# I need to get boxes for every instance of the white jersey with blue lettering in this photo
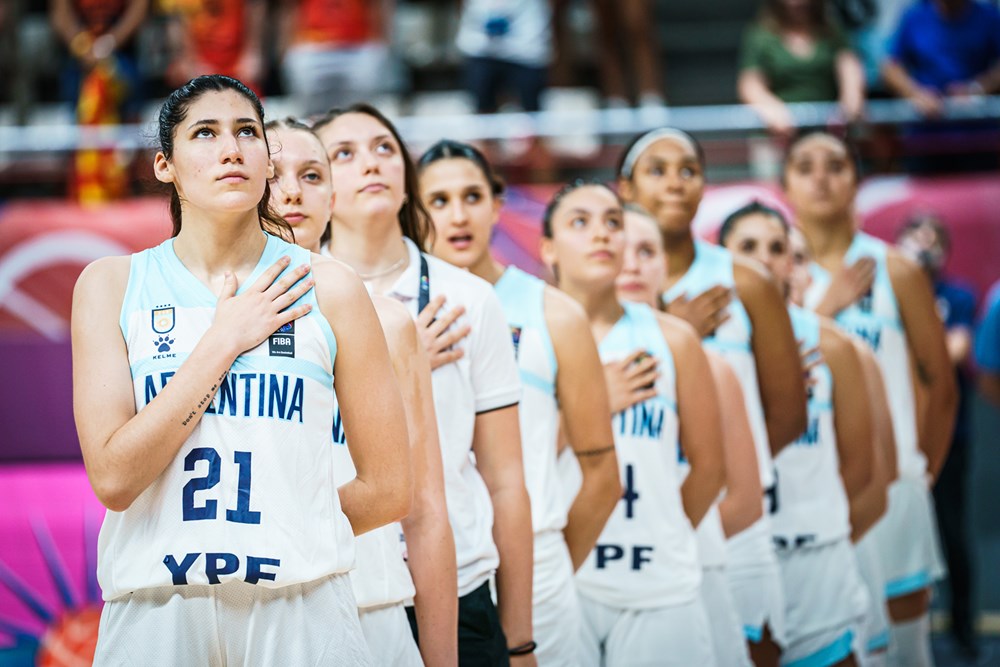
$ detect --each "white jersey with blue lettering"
[330,399,416,610]
[493,266,565,535]
[575,302,700,609]
[662,240,776,570]
[804,232,924,481]
[773,306,851,550]
[101,234,356,600]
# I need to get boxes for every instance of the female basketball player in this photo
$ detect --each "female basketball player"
[72,75,411,664]
[266,118,458,666]
[416,140,622,666]
[542,180,724,666]
[618,127,805,665]
[616,204,757,667]
[789,224,896,667]
[719,201,877,667]
[313,106,535,666]
[783,131,955,667]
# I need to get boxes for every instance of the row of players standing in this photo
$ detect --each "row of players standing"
[73,74,956,667]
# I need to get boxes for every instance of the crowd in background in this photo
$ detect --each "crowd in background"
[0,0,998,129]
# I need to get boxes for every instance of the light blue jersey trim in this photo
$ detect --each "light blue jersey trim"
[782,630,854,667]
[745,625,764,643]
[866,630,890,653]
[130,354,333,389]
[230,355,334,388]
[494,266,558,384]
[885,569,931,599]
[520,369,555,396]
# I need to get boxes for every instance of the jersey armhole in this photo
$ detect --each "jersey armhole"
[118,254,141,343]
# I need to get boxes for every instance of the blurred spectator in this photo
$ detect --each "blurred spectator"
[881,0,1000,172]
[882,0,1000,118]
[279,0,396,116]
[591,0,665,108]
[897,212,980,661]
[977,280,1000,407]
[737,0,865,137]
[48,0,147,118]
[164,0,265,94]
[456,0,553,113]
[829,0,880,87]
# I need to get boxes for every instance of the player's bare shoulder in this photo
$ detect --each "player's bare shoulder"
[73,255,132,311]
[371,294,420,356]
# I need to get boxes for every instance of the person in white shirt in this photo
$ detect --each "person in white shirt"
[417,139,622,666]
[314,104,536,667]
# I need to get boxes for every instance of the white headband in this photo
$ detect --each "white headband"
[619,128,699,179]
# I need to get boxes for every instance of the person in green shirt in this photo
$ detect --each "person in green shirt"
[738,0,865,137]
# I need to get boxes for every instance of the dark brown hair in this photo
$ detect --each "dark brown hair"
[312,103,433,250]
[156,75,293,241]
[761,0,833,35]
[418,139,507,198]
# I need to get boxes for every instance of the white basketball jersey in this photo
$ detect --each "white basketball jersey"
[662,240,776,570]
[804,233,924,481]
[101,234,356,600]
[771,306,851,550]
[331,398,416,609]
[575,302,701,610]
[493,266,566,536]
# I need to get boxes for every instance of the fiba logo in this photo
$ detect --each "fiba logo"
[509,326,522,359]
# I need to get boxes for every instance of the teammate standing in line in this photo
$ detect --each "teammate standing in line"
[618,128,807,667]
[313,105,536,667]
[416,140,622,666]
[720,202,876,667]
[783,131,956,667]
[266,118,458,666]
[542,181,724,666]
[616,204,758,667]
[788,225,896,667]
[72,75,411,664]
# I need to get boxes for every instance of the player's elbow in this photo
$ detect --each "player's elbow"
[90,475,138,513]
[590,457,623,516]
[385,468,414,525]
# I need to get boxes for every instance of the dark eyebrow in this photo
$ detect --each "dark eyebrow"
[372,134,392,143]
[187,118,260,129]
[606,208,623,216]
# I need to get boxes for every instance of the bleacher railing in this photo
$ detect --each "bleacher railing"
[2,97,1000,154]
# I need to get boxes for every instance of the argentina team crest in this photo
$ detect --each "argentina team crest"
[151,306,175,334]
[510,326,522,359]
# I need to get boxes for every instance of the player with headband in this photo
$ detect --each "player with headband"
[618,127,807,666]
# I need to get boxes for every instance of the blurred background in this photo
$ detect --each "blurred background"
[1,0,1000,664]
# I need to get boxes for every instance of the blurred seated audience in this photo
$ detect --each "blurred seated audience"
[456,0,553,113]
[738,0,865,137]
[278,0,396,116]
[164,0,265,94]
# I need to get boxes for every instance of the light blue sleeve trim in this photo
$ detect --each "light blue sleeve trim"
[130,353,334,388]
[744,625,764,643]
[781,630,854,667]
[884,569,932,599]
[119,252,143,341]
[866,630,890,653]
[520,369,555,397]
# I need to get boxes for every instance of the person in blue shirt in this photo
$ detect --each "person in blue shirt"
[896,212,979,660]
[882,0,1000,171]
[976,281,1000,406]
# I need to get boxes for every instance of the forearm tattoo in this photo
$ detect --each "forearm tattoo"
[182,370,229,427]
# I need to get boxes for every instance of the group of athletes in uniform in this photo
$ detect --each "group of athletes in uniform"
[71,74,957,667]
